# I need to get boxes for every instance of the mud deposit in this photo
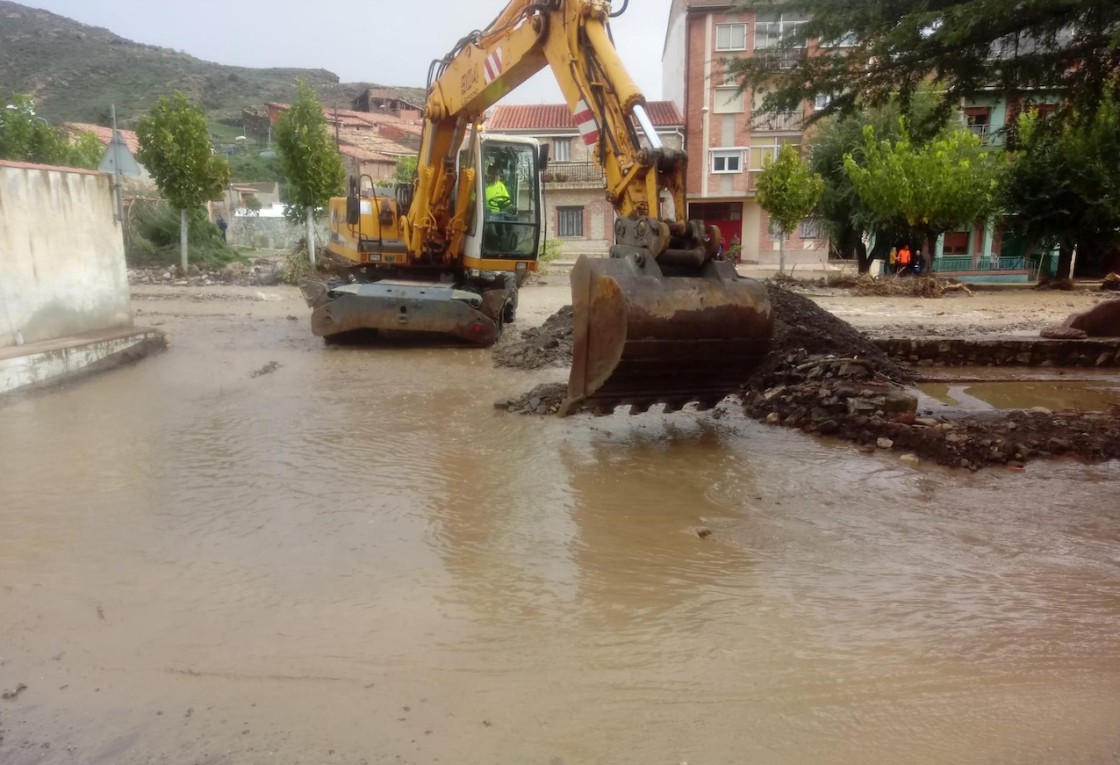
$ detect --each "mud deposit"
[499,284,1120,469]
[493,306,574,369]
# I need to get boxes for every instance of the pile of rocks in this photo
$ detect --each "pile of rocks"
[740,347,1120,470]
[128,260,283,287]
[742,351,918,435]
[493,306,574,370]
[495,382,569,415]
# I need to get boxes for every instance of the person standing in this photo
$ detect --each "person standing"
[217,216,228,243]
[898,244,912,275]
[888,246,897,275]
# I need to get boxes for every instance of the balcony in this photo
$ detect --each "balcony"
[968,122,991,145]
[753,111,803,133]
[542,162,604,186]
[755,47,808,72]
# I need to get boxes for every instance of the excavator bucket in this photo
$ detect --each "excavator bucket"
[562,256,772,415]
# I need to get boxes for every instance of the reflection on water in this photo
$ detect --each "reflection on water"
[1,312,1119,765]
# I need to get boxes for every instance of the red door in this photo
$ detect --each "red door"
[689,202,742,258]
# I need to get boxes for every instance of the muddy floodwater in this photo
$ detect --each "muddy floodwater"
[2,285,1120,765]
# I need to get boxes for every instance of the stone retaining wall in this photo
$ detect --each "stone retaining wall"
[874,336,1120,368]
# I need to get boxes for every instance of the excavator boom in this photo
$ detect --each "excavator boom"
[315,0,772,411]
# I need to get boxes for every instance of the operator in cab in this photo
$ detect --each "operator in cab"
[485,165,510,215]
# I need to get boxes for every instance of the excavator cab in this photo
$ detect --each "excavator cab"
[460,135,544,280]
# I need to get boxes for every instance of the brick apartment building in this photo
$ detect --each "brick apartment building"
[487,102,684,258]
[663,0,830,266]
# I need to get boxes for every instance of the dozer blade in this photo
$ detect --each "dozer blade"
[306,281,499,345]
[562,256,772,415]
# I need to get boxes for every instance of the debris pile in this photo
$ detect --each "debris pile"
[782,272,972,297]
[493,306,574,370]
[748,283,914,390]
[495,382,568,415]
[494,282,1120,469]
[128,261,284,287]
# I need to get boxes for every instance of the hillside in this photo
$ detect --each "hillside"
[0,1,426,128]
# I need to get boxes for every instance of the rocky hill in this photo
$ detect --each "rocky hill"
[0,1,425,128]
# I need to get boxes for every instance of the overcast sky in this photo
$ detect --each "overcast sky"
[16,0,676,104]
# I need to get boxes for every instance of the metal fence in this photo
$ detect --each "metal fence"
[933,255,1029,273]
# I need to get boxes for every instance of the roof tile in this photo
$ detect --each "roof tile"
[488,101,683,131]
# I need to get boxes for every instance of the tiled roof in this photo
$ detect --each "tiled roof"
[488,101,683,131]
[62,122,141,155]
[267,103,423,134]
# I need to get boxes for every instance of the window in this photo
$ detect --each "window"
[943,231,970,256]
[552,137,571,162]
[755,11,807,49]
[749,138,799,171]
[814,93,833,110]
[710,149,743,174]
[713,86,744,114]
[557,206,584,238]
[716,23,747,51]
[964,107,991,143]
[799,219,822,239]
[827,31,859,48]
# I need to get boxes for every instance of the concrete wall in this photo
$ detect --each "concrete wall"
[0,160,132,348]
[229,213,328,250]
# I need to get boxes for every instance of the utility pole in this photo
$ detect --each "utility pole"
[110,104,126,227]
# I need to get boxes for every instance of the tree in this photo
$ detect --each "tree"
[1002,100,1120,281]
[0,94,103,169]
[136,93,231,271]
[755,144,824,273]
[729,0,1120,132]
[394,155,418,184]
[275,81,345,266]
[843,122,1001,270]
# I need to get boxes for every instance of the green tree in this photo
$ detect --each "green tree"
[1003,100,1120,280]
[136,92,231,271]
[67,131,105,169]
[843,122,1001,270]
[755,144,824,273]
[729,0,1120,131]
[275,81,345,266]
[394,155,418,184]
[808,93,941,273]
[0,94,103,169]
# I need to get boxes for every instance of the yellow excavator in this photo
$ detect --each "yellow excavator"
[306,0,773,414]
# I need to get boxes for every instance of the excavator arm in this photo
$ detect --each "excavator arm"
[411,0,773,413]
[410,0,689,262]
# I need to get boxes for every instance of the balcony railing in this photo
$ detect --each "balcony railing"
[968,122,991,145]
[756,47,808,72]
[753,111,803,133]
[542,162,604,185]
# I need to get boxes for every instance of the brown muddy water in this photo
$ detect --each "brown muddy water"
[2,300,1120,765]
[920,368,1120,413]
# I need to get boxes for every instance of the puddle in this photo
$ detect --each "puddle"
[921,379,1120,412]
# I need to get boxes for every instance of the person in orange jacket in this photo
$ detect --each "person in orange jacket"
[897,244,912,275]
